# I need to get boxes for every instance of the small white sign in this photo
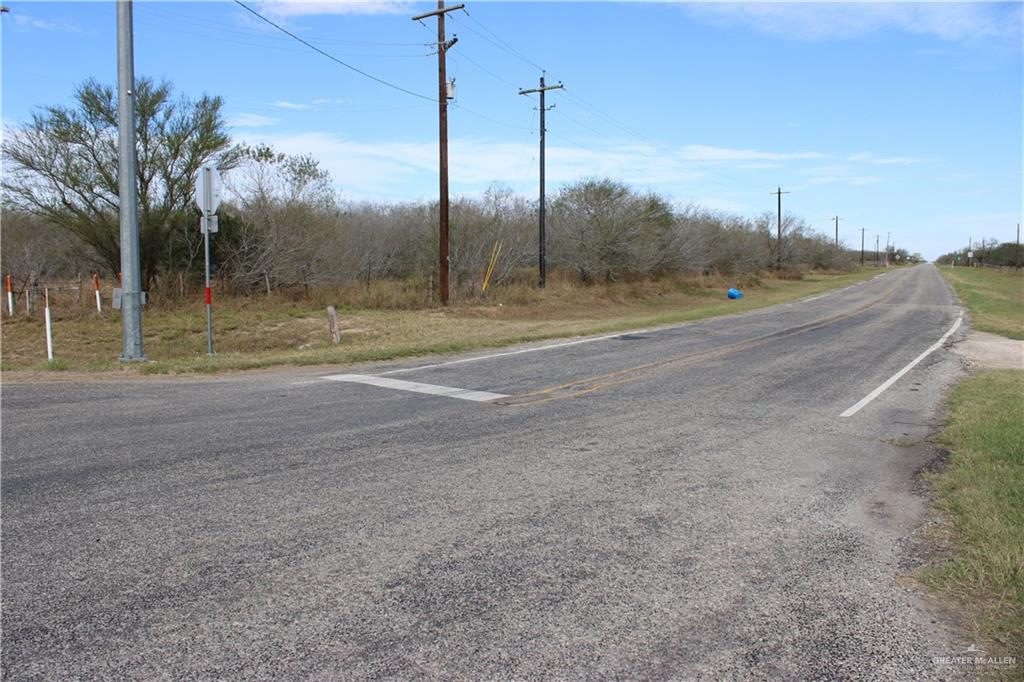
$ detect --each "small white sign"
[968,251,974,258]
[194,164,222,215]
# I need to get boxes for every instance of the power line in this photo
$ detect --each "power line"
[450,9,544,73]
[431,4,759,195]
[233,1,435,102]
[145,4,427,47]
[548,106,613,140]
[452,50,520,88]
[451,102,532,131]
[561,88,753,190]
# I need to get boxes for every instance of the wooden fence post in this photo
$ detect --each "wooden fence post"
[326,305,341,344]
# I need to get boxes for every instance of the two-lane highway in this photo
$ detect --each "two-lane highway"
[2,264,968,679]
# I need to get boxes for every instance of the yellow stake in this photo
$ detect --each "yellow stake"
[482,241,502,292]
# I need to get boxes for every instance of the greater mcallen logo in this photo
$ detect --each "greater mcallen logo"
[934,644,1018,668]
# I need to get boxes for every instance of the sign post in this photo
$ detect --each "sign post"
[195,164,221,355]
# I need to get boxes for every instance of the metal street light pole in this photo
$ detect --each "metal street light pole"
[117,0,146,361]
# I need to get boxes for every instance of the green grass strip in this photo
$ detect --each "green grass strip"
[941,267,1024,340]
[923,370,1024,662]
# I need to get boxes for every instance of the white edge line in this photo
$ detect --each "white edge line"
[840,314,963,418]
[323,374,508,403]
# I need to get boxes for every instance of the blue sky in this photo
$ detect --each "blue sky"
[2,1,1021,259]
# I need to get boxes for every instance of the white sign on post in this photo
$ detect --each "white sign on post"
[195,164,222,233]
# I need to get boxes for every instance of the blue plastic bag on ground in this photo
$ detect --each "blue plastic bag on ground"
[727,288,743,299]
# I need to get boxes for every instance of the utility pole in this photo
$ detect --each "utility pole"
[117,0,146,361]
[860,228,866,267]
[885,232,891,267]
[519,74,563,289]
[771,187,789,269]
[834,216,840,246]
[412,1,463,305]
[875,234,880,264]
[968,237,972,267]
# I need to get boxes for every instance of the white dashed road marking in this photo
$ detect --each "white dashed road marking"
[323,374,508,402]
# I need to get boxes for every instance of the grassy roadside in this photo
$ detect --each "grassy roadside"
[940,266,1024,339]
[922,370,1024,665]
[0,268,881,375]
[925,265,1023,671]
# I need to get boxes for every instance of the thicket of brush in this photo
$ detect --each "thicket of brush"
[3,173,855,307]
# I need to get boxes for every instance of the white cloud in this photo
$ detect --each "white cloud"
[799,164,883,187]
[254,1,414,19]
[272,100,311,110]
[679,144,825,162]
[311,97,354,105]
[232,130,718,198]
[10,13,83,34]
[228,113,280,128]
[848,152,927,165]
[735,162,783,170]
[684,2,1022,46]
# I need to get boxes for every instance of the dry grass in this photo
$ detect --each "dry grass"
[1,268,879,376]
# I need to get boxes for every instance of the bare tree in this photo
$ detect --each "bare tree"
[549,178,674,282]
[0,208,94,278]
[220,144,339,292]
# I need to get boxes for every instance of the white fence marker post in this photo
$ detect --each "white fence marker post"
[93,273,102,314]
[44,287,54,361]
[6,274,13,317]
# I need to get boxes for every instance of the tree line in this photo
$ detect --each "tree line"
[2,79,856,297]
[935,240,1023,268]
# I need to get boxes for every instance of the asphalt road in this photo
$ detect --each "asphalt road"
[2,264,970,680]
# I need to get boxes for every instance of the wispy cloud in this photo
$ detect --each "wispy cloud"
[272,100,311,110]
[684,2,1022,46]
[228,113,280,128]
[311,97,354,106]
[253,1,414,19]
[848,152,927,165]
[233,131,721,198]
[10,13,83,34]
[799,164,883,187]
[679,145,825,162]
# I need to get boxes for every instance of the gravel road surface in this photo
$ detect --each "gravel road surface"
[2,264,971,679]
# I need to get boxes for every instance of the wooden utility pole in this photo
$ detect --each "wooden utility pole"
[412,2,463,305]
[519,74,563,289]
[834,216,840,246]
[860,228,866,267]
[771,187,789,269]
